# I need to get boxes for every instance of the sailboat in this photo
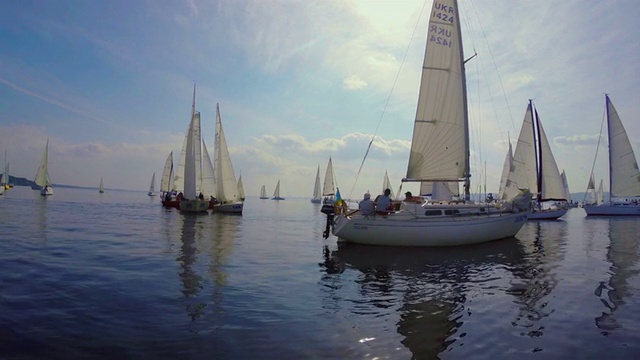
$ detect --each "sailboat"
[382,171,395,199]
[2,150,9,190]
[160,151,180,208]
[99,178,105,193]
[324,0,532,247]
[147,172,156,196]
[237,175,245,202]
[211,104,243,214]
[322,157,335,204]
[271,180,285,200]
[500,100,568,220]
[259,185,269,199]
[34,138,53,196]
[179,86,209,213]
[311,165,322,203]
[584,95,640,215]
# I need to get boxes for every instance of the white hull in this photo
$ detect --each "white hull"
[179,199,209,213]
[41,187,53,196]
[529,208,568,220]
[213,201,243,214]
[584,203,640,216]
[332,206,529,247]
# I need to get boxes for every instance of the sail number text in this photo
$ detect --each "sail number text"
[430,3,455,48]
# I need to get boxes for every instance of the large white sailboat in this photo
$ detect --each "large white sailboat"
[584,95,640,215]
[179,86,209,213]
[34,138,53,196]
[212,104,243,214]
[325,0,532,247]
[500,100,568,220]
[311,165,322,203]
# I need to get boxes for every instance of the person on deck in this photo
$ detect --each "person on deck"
[375,188,393,214]
[358,193,374,215]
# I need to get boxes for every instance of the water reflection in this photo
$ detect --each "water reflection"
[508,221,567,336]
[175,213,239,322]
[321,239,525,359]
[594,218,640,334]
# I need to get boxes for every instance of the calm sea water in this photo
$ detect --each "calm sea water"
[1,186,639,359]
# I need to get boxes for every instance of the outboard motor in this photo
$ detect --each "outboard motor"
[320,204,335,239]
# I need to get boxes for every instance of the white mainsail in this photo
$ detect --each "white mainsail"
[503,101,566,203]
[312,166,322,200]
[213,104,241,204]
[260,185,268,199]
[498,141,514,200]
[272,180,282,199]
[237,175,245,201]
[596,179,605,205]
[607,95,640,199]
[560,170,571,201]
[322,157,335,197]
[201,138,216,198]
[183,111,201,199]
[148,172,155,196]
[34,138,52,190]
[585,95,640,215]
[405,0,468,194]
[160,151,174,193]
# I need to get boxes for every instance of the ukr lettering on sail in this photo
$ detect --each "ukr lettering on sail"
[429,25,452,48]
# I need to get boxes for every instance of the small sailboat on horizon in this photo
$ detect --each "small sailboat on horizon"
[34,138,53,196]
[271,180,285,200]
[259,185,269,199]
[148,172,156,196]
[311,165,322,203]
[99,178,105,193]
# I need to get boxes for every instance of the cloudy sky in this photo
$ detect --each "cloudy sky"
[1,0,638,200]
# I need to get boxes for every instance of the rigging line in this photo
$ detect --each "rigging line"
[583,98,607,202]
[347,0,430,199]
[467,1,517,139]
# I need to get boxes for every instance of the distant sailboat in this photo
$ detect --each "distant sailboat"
[148,172,156,196]
[237,175,245,202]
[259,185,268,199]
[212,104,243,214]
[382,170,395,199]
[271,180,285,200]
[160,151,174,194]
[99,178,105,193]
[322,157,335,204]
[34,138,53,196]
[311,165,322,203]
[2,150,9,190]
[584,95,640,215]
[500,100,568,220]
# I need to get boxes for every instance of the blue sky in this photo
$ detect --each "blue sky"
[1,0,638,199]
